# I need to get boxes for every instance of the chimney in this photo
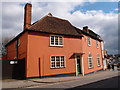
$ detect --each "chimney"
[24,3,32,30]
[83,26,89,33]
[47,13,53,17]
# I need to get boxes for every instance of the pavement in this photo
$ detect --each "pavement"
[2,67,119,89]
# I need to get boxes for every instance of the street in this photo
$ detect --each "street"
[2,70,119,89]
[34,75,119,89]
[67,76,119,89]
[25,70,119,89]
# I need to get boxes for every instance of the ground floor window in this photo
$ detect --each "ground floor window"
[88,53,93,68]
[50,56,65,68]
[97,54,101,67]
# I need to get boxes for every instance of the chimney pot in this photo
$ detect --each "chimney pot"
[24,3,32,30]
[47,13,53,17]
[83,26,89,33]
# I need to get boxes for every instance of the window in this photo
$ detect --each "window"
[56,56,60,67]
[88,53,93,68]
[50,35,63,46]
[51,56,55,68]
[51,56,65,68]
[96,40,98,48]
[16,39,20,47]
[97,54,101,66]
[88,37,91,46]
[50,36,54,45]
[59,37,63,45]
[55,36,59,45]
[18,40,20,46]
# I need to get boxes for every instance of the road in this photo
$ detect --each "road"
[27,71,119,89]
[67,76,119,89]
[2,70,119,89]
[38,76,119,89]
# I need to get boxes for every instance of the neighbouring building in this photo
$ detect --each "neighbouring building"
[2,3,104,79]
[103,49,108,70]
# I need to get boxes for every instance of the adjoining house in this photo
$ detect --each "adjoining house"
[102,49,108,70]
[2,3,105,79]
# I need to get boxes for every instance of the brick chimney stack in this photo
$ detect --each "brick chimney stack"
[24,3,32,30]
[83,26,89,33]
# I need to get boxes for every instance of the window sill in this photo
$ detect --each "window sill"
[97,65,101,67]
[50,67,65,69]
[88,44,91,47]
[88,67,94,69]
[50,45,63,47]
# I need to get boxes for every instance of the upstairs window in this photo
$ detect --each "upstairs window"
[51,56,65,68]
[16,39,20,47]
[97,54,101,66]
[88,53,93,68]
[18,40,20,46]
[96,40,99,48]
[50,35,63,46]
[88,37,91,46]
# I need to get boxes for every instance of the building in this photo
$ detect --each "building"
[102,49,108,70]
[3,3,104,79]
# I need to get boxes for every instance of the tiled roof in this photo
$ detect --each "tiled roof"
[5,14,103,47]
[73,26,103,41]
[28,14,82,37]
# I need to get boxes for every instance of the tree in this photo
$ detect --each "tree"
[1,43,7,56]
[1,35,15,56]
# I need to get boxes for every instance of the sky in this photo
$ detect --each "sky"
[0,0,119,54]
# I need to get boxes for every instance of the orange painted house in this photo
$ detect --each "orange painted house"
[3,3,104,79]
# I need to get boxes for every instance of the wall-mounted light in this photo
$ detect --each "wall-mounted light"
[10,61,18,64]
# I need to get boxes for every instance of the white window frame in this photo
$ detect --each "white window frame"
[18,39,20,46]
[88,37,91,46]
[50,35,63,46]
[50,56,66,68]
[97,54,101,67]
[88,53,93,69]
[16,39,20,47]
[96,40,99,48]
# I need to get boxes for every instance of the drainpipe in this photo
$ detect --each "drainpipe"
[82,56,85,76]
[38,57,41,78]
[16,39,19,59]
[75,55,78,76]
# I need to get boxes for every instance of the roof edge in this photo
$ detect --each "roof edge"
[5,29,83,47]
[5,30,26,47]
[27,29,83,37]
[80,30,103,41]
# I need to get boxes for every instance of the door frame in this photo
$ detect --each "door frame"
[75,55,84,76]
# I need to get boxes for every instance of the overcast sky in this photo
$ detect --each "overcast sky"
[1,0,119,54]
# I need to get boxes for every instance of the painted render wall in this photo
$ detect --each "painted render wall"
[5,31,104,78]
[6,32,28,60]
[18,32,28,60]
[82,35,103,74]
[26,32,83,78]
[6,41,16,60]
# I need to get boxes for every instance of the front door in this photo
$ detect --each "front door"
[77,56,81,74]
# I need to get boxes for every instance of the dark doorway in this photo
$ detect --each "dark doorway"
[12,59,26,79]
[2,59,26,80]
[77,56,82,74]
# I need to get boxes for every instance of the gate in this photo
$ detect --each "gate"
[2,59,26,79]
